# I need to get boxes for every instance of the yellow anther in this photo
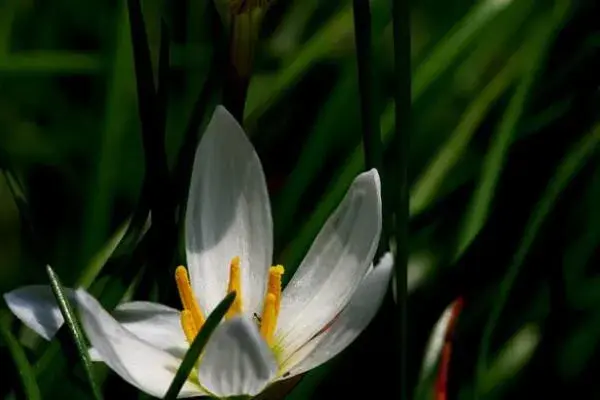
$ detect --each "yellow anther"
[260,293,277,346]
[259,266,284,346]
[267,265,284,318]
[175,266,205,330]
[180,310,198,343]
[226,256,243,319]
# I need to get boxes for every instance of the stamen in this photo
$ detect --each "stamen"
[260,265,285,345]
[260,293,277,346]
[226,256,243,319]
[180,310,197,343]
[175,266,205,330]
[267,265,284,318]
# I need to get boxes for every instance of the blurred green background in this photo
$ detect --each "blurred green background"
[1,0,600,399]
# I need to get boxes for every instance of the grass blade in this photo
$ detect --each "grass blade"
[456,15,556,257]
[352,0,389,257]
[409,50,522,216]
[157,20,170,140]
[163,291,237,399]
[0,312,42,400]
[475,3,573,395]
[392,0,410,398]
[127,0,171,227]
[475,121,600,396]
[46,266,103,400]
[352,0,382,173]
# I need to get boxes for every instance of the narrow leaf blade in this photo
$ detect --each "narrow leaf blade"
[46,266,103,400]
[0,313,42,400]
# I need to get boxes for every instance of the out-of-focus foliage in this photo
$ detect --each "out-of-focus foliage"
[1,0,599,399]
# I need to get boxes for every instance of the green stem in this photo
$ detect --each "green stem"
[392,0,410,399]
[352,0,388,256]
[46,266,103,400]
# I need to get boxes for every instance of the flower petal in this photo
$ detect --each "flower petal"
[186,105,273,316]
[3,285,74,340]
[198,316,277,397]
[110,301,189,359]
[75,290,204,398]
[276,169,382,354]
[280,252,393,377]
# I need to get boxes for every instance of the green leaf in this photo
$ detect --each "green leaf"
[163,291,237,400]
[352,0,388,257]
[77,216,134,290]
[392,0,410,399]
[46,266,103,400]
[0,312,42,400]
[412,0,513,99]
[475,3,574,395]
[475,121,600,396]
[409,49,522,217]
[352,0,382,174]
[455,13,556,257]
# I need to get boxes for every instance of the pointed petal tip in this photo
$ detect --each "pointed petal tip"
[3,285,65,341]
[214,104,233,119]
[212,104,242,130]
[355,168,382,200]
[187,101,273,316]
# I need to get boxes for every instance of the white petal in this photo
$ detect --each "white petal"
[74,290,204,398]
[198,316,277,397]
[281,252,393,377]
[276,169,382,354]
[186,105,273,316]
[3,285,74,340]
[110,301,188,359]
[88,302,187,362]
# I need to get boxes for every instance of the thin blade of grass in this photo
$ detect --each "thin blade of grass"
[352,0,388,257]
[0,312,42,400]
[46,266,103,400]
[475,122,600,395]
[392,0,410,399]
[163,291,237,399]
[77,216,134,290]
[272,0,516,255]
[157,20,171,141]
[475,3,573,396]
[127,0,170,222]
[412,0,513,98]
[410,49,523,216]
[455,15,557,257]
[352,0,381,174]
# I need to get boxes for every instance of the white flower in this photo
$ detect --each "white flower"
[4,106,393,399]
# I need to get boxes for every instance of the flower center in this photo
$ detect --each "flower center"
[175,259,285,347]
